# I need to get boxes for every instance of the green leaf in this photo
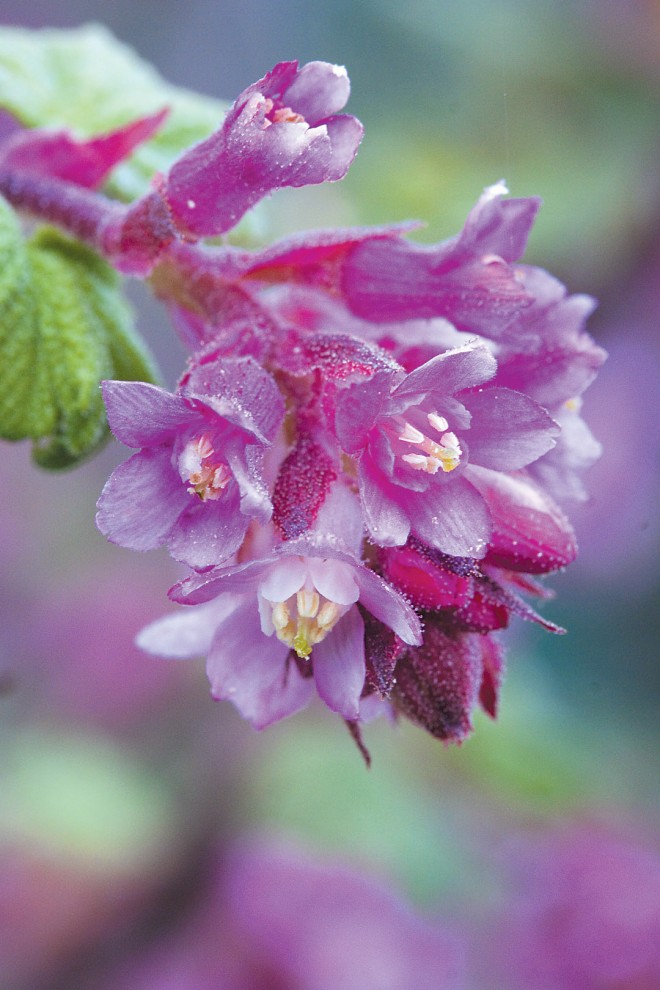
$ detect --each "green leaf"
[0,197,159,469]
[0,23,225,201]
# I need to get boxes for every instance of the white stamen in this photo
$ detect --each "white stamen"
[427,412,449,433]
[399,422,426,445]
[259,559,353,659]
[297,588,320,618]
[272,602,290,631]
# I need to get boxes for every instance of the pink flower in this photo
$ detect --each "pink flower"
[139,501,421,728]
[341,182,539,336]
[96,357,283,569]
[335,343,559,557]
[163,60,363,237]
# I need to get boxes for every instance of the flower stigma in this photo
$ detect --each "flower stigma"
[177,433,232,501]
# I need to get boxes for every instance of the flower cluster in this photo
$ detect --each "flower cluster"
[77,62,604,753]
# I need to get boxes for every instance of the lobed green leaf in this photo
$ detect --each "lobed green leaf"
[0,197,159,469]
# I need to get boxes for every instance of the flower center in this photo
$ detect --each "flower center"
[262,99,306,127]
[270,584,344,659]
[259,558,358,660]
[177,433,232,501]
[396,411,462,474]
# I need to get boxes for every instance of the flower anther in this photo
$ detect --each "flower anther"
[398,411,463,475]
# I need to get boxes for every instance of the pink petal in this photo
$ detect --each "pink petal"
[136,596,239,659]
[206,599,313,728]
[0,109,168,188]
[96,448,188,551]
[358,460,412,547]
[353,567,422,647]
[308,558,360,605]
[312,607,365,719]
[102,380,194,448]
[464,386,559,471]
[335,370,395,453]
[284,61,351,119]
[406,476,492,559]
[468,465,577,573]
[392,344,497,402]
[167,486,248,569]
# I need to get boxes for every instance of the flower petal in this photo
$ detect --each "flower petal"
[136,596,239,658]
[463,386,559,471]
[308,558,360,605]
[96,447,188,551]
[406,476,492,559]
[206,599,313,728]
[392,344,497,402]
[167,485,248,569]
[312,607,365,719]
[358,459,412,547]
[353,568,422,647]
[468,465,577,572]
[102,380,194,448]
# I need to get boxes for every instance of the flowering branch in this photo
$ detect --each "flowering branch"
[0,34,606,759]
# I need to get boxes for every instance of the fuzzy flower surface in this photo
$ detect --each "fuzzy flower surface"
[164,59,363,238]
[139,492,421,729]
[97,357,283,569]
[335,343,559,557]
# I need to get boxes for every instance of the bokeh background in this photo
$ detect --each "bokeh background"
[1,2,658,988]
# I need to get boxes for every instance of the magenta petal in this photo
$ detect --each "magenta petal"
[312,607,365,719]
[343,237,531,334]
[335,370,396,453]
[227,447,273,523]
[353,567,422,647]
[170,556,276,605]
[460,185,541,261]
[102,380,195,448]
[392,345,497,401]
[358,460,412,547]
[182,357,285,443]
[0,109,168,188]
[284,61,351,119]
[96,448,188,551]
[406,476,492,558]
[468,465,577,572]
[322,115,364,180]
[167,486,248,569]
[136,596,239,659]
[464,387,559,470]
[206,599,313,728]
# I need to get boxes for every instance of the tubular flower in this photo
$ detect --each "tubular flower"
[96,357,284,569]
[163,60,363,238]
[335,343,559,557]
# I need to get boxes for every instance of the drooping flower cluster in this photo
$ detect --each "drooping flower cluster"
[0,59,604,754]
